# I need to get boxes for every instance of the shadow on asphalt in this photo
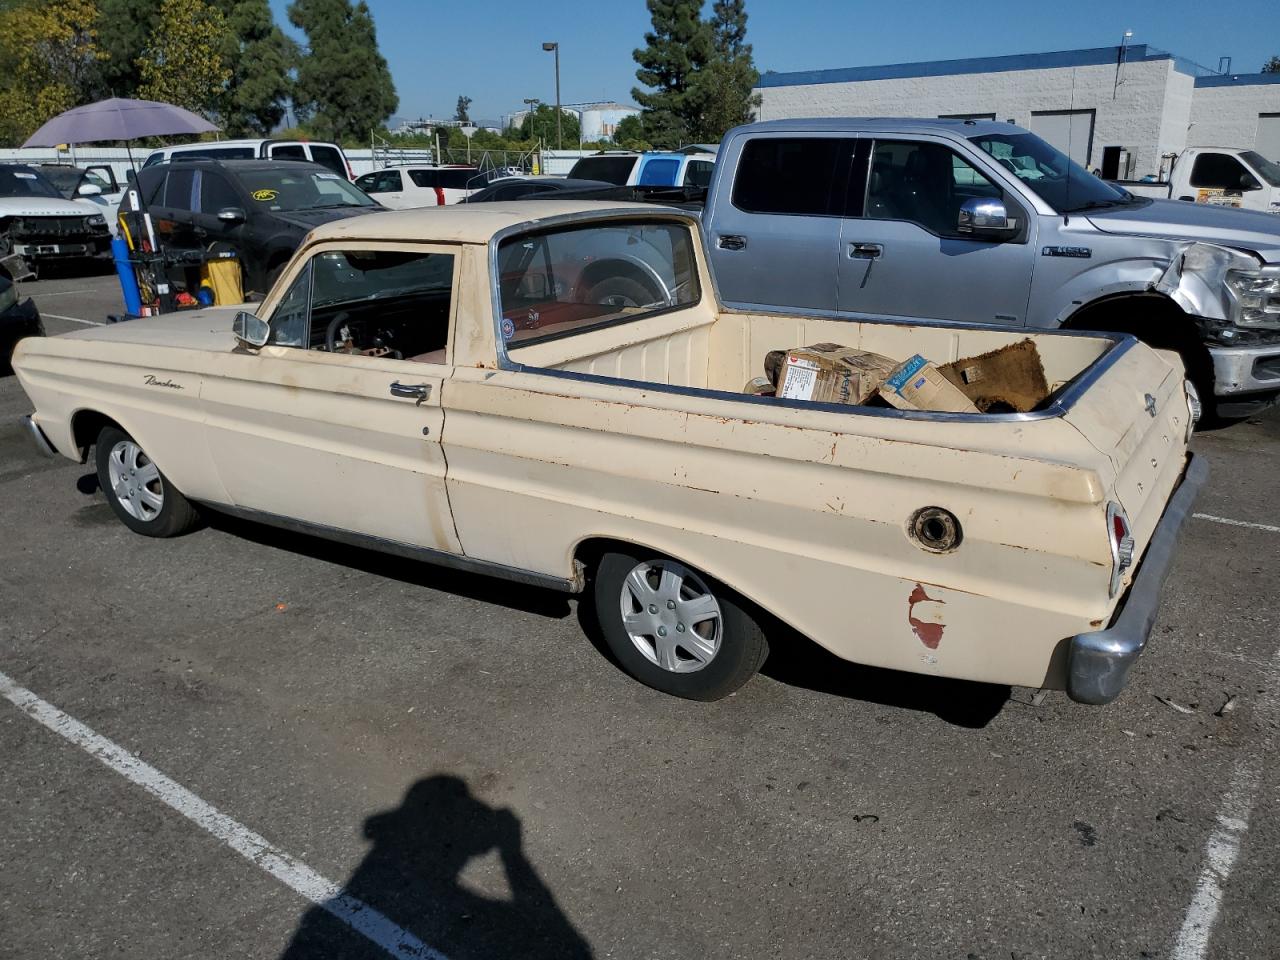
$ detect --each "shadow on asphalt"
[279,774,593,960]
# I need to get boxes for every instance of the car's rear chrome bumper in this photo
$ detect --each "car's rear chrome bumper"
[20,415,57,458]
[1066,454,1208,705]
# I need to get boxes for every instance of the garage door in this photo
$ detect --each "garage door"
[1257,115,1280,164]
[1030,110,1096,168]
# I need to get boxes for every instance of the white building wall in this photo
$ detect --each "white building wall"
[1157,70,1196,163]
[1188,82,1280,152]
[756,59,1179,177]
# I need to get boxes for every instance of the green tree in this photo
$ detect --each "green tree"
[692,0,760,141]
[0,0,105,144]
[455,94,472,123]
[1263,55,1280,73]
[613,112,651,148]
[288,0,397,143]
[632,0,713,147]
[96,0,163,98]
[519,103,580,144]
[213,0,297,136]
[136,0,231,116]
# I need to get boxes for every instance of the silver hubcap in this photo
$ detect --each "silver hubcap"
[619,559,722,673]
[107,440,163,522]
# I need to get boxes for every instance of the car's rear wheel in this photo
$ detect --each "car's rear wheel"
[583,274,661,309]
[95,426,200,537]
[593,549,768,700]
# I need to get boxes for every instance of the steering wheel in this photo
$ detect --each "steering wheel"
[324,312,351,352]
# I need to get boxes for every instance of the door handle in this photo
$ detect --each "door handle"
[389,381,431,404]
[717,234,747,251]
[848,242,883,260]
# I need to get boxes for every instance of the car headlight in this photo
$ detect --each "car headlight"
[85,213,107,227]
[1225,266,1280,328]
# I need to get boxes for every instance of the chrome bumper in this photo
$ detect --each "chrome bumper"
[1066,454,1208,705]
[1210,343,1280,395]
[20,415,57,458]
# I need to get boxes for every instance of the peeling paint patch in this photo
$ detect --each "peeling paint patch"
[908,584,945,649]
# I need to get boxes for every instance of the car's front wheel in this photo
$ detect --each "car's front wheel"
[593,549,769,701]
[95,426,200,537]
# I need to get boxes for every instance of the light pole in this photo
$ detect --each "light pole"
[542,41,561,150]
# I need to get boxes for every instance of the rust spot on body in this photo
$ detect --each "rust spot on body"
[908,584,946,649]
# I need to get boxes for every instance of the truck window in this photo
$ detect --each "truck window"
[1190,152,1252,190]
[1239,151,1280,187]
[272,144,308,161]
[731,138,846,216]
[309,145,347,177]
[567,156,637,185]
[865,140,1001,237]
[970,131,1126,212]
[163,168,197,210]
[684,159,715,188]
[638,157,679,186]
[199,172,239,213]
[498,221,700,349]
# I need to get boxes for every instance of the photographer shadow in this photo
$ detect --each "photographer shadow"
[279,775,592,960]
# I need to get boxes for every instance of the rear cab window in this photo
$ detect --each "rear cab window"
[497,220,701,351]
[567,156,637,185]
[731,138,849,216]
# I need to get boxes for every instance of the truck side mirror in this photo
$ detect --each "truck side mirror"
[1240,172,1262,191]
[958,197,1017,238]
[232,310,270,348]
[217,206,247,223]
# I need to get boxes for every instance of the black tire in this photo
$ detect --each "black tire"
[583,274,660,308]
[593,549,768,701]
[94,426,200,538]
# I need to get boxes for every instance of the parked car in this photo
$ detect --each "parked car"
[1113,147,1280,214]
[122,159,380,294]
[700,118,1280,418]
[0,268,42,371]
[142,138,354,180]
[36,163,125,236]
[463,176,616,202]
[567,151,716,188]
[13,201,1203,706]
[353,165,509,207]
[0,163,111,273]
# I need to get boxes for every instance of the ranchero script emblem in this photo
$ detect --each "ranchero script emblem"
[143,374,184,390]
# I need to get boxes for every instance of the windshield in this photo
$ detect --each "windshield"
[234,167,377,212]
[37,167,80,196]
[1241,151,1280,187]
[969,132,1132,212]
[0,166,62,199]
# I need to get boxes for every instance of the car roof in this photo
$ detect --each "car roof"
[305,200,696,245]
[733,117,1029,139]
[165,158,332,173]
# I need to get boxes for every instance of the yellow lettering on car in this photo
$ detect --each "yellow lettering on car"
[252,189,278,202]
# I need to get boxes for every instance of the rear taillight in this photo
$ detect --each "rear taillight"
[434,187,445,206]
[1184,379,1201,440]
[346,161,355,180]
[1107,502,1136,596]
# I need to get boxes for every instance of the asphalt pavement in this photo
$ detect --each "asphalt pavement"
[1,268,1277,960]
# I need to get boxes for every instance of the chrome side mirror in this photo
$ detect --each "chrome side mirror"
[232,310,270,348]
[958,197,1018,237]
[217,206,247,223]
[77,183,103,197]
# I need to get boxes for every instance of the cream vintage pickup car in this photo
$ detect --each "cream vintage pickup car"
[13,202,1206,704]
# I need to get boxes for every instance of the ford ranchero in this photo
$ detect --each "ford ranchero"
[14,201,1206,704]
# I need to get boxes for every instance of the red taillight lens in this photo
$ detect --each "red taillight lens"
[1107,502,1135,596]
[434,187,445,206]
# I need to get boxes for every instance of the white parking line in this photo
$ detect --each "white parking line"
[1170,645,1280,959]
[0,670,447,960]
[31,290,93,297]
[42,313,103,326]
[1193,513,1280,535]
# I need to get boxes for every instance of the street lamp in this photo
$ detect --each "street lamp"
[542,41,561,150]
[522,98,540,142]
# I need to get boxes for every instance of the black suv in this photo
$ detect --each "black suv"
[126,159,381,294]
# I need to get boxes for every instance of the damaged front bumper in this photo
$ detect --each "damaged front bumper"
[1065,454,1209,705]
[1209,342,1280,396]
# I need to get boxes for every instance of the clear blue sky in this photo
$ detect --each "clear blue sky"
[267,0,1280,124]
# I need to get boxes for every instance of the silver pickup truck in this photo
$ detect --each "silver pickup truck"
[703,118,1280,418]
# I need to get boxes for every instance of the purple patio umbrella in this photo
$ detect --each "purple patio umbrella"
[23,97,218,147]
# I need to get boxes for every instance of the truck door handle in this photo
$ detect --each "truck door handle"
[848,242,883,259]
[389,381,431,404]
[717,234,747,251]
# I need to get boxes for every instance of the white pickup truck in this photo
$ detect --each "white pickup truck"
[13,202,1204,706]
[1115,147,1280,215]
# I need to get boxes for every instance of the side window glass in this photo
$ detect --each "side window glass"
[200,173,239,214]
[638,158,679,186]
[309,249,454,360]
[1190,153,1247,190]
[866,140,1000,237]
[272,144,307,160]
[268,262,312,347]
[684,160,714,188]
[309,146,346,177]
[732,138,846,215]
[355,174,379,193]
[383,170,403,191]
[163,168,196,209]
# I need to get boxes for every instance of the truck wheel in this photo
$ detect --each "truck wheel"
[583,274,660,308]
[593,549,768,701]
[94,426,200,538]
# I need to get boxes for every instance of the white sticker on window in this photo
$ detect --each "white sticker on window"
[316,173,340,180]
[14,172,36,179]
[778,356,819,401]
